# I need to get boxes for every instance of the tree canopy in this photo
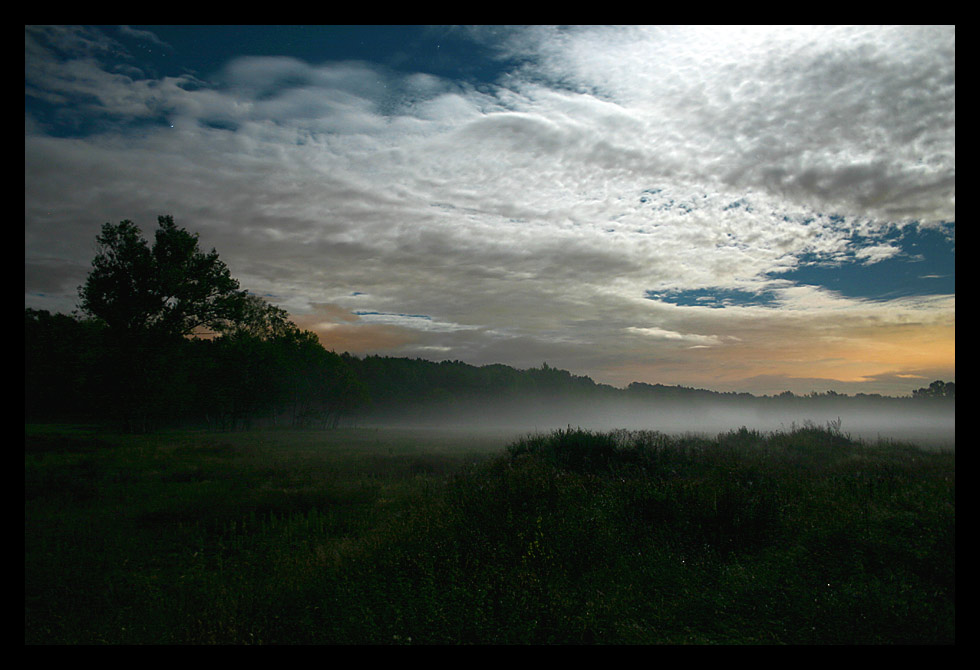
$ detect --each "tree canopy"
[912,380,955,399]
[78,215,247,339]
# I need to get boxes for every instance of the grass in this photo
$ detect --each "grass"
[25,423,954,644]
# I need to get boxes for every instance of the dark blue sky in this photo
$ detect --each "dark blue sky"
[773,224,955,301]
[124,25,508,80]
[28,25,514,139]
[648,222,954,307]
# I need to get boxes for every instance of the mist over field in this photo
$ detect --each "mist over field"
[355,396,956,450]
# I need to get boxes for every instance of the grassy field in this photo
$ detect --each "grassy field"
[25,423,954,644]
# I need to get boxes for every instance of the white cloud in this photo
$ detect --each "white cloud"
[490,25,954,222]
[626,326,724,347]
[854,243,902,264]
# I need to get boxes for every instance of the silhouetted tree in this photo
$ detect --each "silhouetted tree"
[77,215,248,431]
[225,293,300,341]
[912,380,955,399]
[79,216,247,339]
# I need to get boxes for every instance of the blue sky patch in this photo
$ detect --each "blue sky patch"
[645,288,781,309]
[770,223,954,301]
[647,223,954,308]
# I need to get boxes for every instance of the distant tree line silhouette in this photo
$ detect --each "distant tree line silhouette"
[24,304,956,432]
[24,216,955,432]
[911,380,955,399]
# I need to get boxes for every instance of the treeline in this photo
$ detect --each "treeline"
[911,379,955,399]
[24,215,954,432]
[25,307,366,431]
[22,308,620,430]
[26,306,954,432]
[344,356,618,421]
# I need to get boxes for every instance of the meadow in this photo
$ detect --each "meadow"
[25,422,954,644]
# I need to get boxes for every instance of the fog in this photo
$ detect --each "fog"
[355,397,955,451]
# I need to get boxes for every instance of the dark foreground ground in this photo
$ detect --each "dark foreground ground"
[25,423,954,644]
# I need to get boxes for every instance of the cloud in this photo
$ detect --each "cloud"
[26,25,126,60]
[116,25,172,50]
[854,243,902,264]
[25,25,954,394]
[491,25,954,222]
[626,326,724,347]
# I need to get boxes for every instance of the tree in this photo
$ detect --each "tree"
[912,380,955,399]
[273,329,368,428]
[225,293,301,341]
[79,215,247,339]
[193,295,307,429]
[77,215,248,431]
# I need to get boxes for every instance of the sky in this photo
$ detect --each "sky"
[25,25,955,396]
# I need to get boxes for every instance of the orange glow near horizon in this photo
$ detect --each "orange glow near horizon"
[284,300,954,396]
[596,320,954,394]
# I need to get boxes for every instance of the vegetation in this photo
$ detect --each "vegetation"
[78,216,246,340]
[26,424,954,644]
[912,380,955,399]
[27,216,371,432]
[25,301,956,433]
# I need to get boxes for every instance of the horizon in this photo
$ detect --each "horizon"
[26,26,955,397]
[329,352,953,399]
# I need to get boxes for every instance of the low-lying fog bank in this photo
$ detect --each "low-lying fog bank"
[354,397,955,450]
